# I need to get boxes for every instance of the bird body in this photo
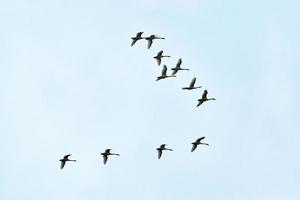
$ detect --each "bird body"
[59,154,76,169]
[145,34,165,49]
[101,149,120,165]
[153,50,170,66]
[131,32,145,46]
[191,137,209,152]
[182,77,201,90]
[171,58,190,75]
[156,144,173,159]
[156,65,176,81]
[197,89,216,107]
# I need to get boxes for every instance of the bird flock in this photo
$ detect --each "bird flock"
[59,32,215,169]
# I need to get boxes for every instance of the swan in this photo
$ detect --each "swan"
[191,137,209,152]
[156,144,173,159]
[59,154,76,169]
[171,58,190,75]
[101,149,120,165]
[197,89,216,107]
[131,32,145,46]
[145,34,165,49]
[156,65,176,81]
[153,50,170,66]
[182,77,201,90]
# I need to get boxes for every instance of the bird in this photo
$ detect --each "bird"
[156,65,176,81]
[197,89,216,107]
[171,58,190,75]
[182,77,201,90]
[156,144,173,159]
[101,149,120,165]
[59,154,76,169]
[191,137,209,152]
[153,50,170,66]
[131,32,145,46]
[145,34,165,49]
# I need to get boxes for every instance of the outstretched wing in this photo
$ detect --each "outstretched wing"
[160,144,166,148]
[175,58,182,69]
[60,160,66,169]
[63,154,71,159]
[105,149,111,154]
[131,39,138,46]
[156,57,162,66]
[190,77,196,87]
[157,50,163,56]
[157,150,162,159]
[103,155,108,165]
[147,39,153,49]
[197,99,204,107]
[202,90,208,99]
[136,32,143,37]
[196,137,205,143]
[161,65,167,76]
[191,144,197,152]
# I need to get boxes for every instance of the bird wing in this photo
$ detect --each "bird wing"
[197,99,204,107]
[147,39,153,49]
[103,155,108,165]
[63,154,71,159]
[137,32,143,37]
[191,144,197,152]
[196,137,205,143]
[176,58,182,69]
[160,144,166,148]
[157,50,163,56]
[156,57,162,65]
[60,160,66,169]
[131,39,137,46]
[190,78,196,87]
[157,149,162,159]
[202,90,208,99]
[161,65,167,76]
[105,149,111,153]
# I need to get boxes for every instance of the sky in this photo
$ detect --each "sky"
[0,0,299,199]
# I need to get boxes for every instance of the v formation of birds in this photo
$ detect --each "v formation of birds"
[59,32,215,169]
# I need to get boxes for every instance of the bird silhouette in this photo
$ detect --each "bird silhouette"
[101,149,120,165]
[171,58,190,75]
[153,50,170,66]
[197,89,216,107]
[156,65,176,81]
[145,35,165,49]
[131,32,145,46]
[59,154,76,169]
[156,144,173,159]
[182,77,201,90]
[191,137,209,152]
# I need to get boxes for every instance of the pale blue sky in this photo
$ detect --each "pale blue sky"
[0,0,299,199]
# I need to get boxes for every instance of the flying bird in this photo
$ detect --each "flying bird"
[197,89,216,107]
[153,50,170,66]
[171,58,190,75]
[156,144,173,159]
[182,77,201,90]
[156,65,176,81]
[101,149,120,165]
[191,137,209,152]
[131,32,145,46]
[145,35,165,49]
[59,154,76,169]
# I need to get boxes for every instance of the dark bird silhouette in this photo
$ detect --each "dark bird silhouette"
[191,137,209,152]
[197,89,216,107]
[101,149,120,165]
[156,144,173,159]
[59,154,76,169]
[171,58,190,75]
[145,35,165,49]
[182,77,201,90]
[131,32,145,46]
[156,65,176,81]
[153,50,170,66]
